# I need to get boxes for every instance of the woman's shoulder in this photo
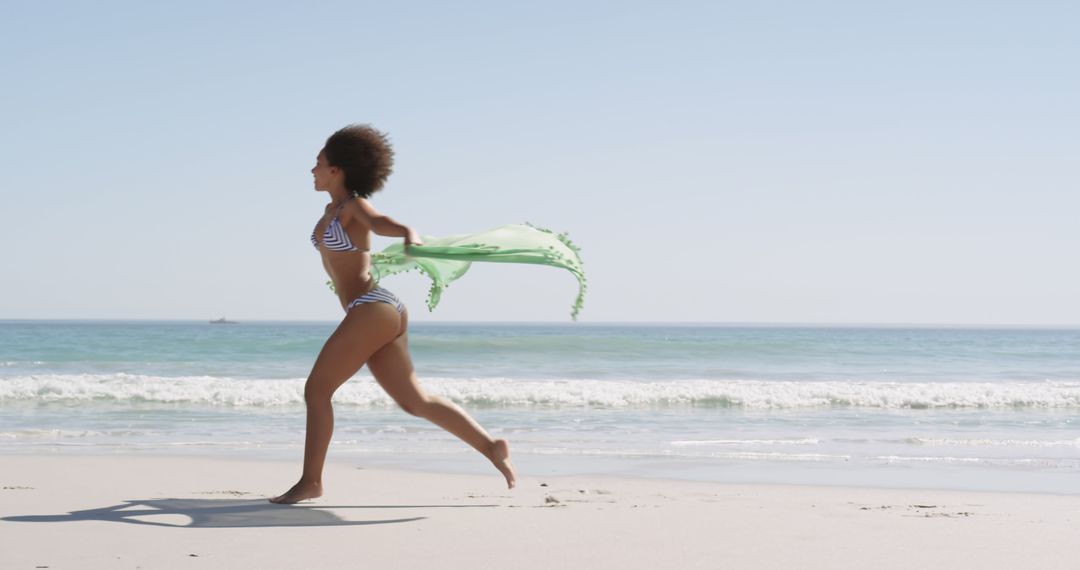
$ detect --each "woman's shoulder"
[341,197,377,228]
[343,197,379,221]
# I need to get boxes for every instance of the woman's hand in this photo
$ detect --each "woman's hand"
[405,228,424,247]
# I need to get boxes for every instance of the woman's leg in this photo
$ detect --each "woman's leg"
[269,303,401,504]
[365,310,517,489]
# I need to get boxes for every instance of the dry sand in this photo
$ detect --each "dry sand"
[1,454,1077,569]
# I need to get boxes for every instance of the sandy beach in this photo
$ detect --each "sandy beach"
[1,453,1076,569]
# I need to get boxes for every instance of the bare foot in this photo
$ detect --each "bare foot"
[269,480,323,504]
[491,439,517,489]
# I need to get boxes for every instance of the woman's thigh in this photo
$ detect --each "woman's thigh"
[305,302,401,400]
[366,332,429,414]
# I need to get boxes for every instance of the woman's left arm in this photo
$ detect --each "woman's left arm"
[348,199,424,245]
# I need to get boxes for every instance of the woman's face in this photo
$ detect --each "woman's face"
[311,151,336,192]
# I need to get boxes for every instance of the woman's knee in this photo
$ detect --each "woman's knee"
[398,395,432,417]
[304,379,336,404]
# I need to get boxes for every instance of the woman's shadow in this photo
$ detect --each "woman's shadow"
[3,498,495,528]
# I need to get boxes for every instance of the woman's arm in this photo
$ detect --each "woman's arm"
[348,198,423,245]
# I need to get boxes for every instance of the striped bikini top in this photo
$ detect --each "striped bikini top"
[311,201,363,252]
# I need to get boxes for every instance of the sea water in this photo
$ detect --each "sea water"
[1,321,1077,493]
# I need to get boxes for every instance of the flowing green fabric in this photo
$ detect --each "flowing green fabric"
[365,223,586,320]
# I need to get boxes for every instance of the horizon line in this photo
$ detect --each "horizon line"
[2,318,1079,329]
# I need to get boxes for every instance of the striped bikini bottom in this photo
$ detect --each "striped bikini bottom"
[346,285,405,314]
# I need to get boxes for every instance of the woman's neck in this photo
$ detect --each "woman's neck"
[327,188,353,206]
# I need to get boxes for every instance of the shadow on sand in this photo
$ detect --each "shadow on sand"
[2,498,498,528]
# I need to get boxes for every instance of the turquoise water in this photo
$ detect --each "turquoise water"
[2,321,1078,493]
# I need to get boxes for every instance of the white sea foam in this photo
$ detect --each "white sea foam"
[0,429,140,439]
[2,374,1080,409]
[527,446,851,462]
[671,439,820,446]
[1,440,265,448]
[906,437,1080,448]
[872,455,1079,468]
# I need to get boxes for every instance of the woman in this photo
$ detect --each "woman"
[270,125,516,504]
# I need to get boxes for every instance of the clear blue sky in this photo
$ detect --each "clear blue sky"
[2,1,1078,324]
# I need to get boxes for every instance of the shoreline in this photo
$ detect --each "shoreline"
[2,453,1078,569]
[4,444,1078,498]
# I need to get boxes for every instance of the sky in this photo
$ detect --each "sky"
[1,1,1078,324]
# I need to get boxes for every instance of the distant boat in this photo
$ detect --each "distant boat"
[209,317,237,324]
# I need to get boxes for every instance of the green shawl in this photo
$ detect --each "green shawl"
[364,223,587,320]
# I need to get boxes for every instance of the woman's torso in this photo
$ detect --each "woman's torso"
[311,200,375,309]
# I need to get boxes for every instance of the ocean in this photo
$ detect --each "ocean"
[1,321,1077,494]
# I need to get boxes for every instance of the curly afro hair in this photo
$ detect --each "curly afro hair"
[322,124,394,198]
